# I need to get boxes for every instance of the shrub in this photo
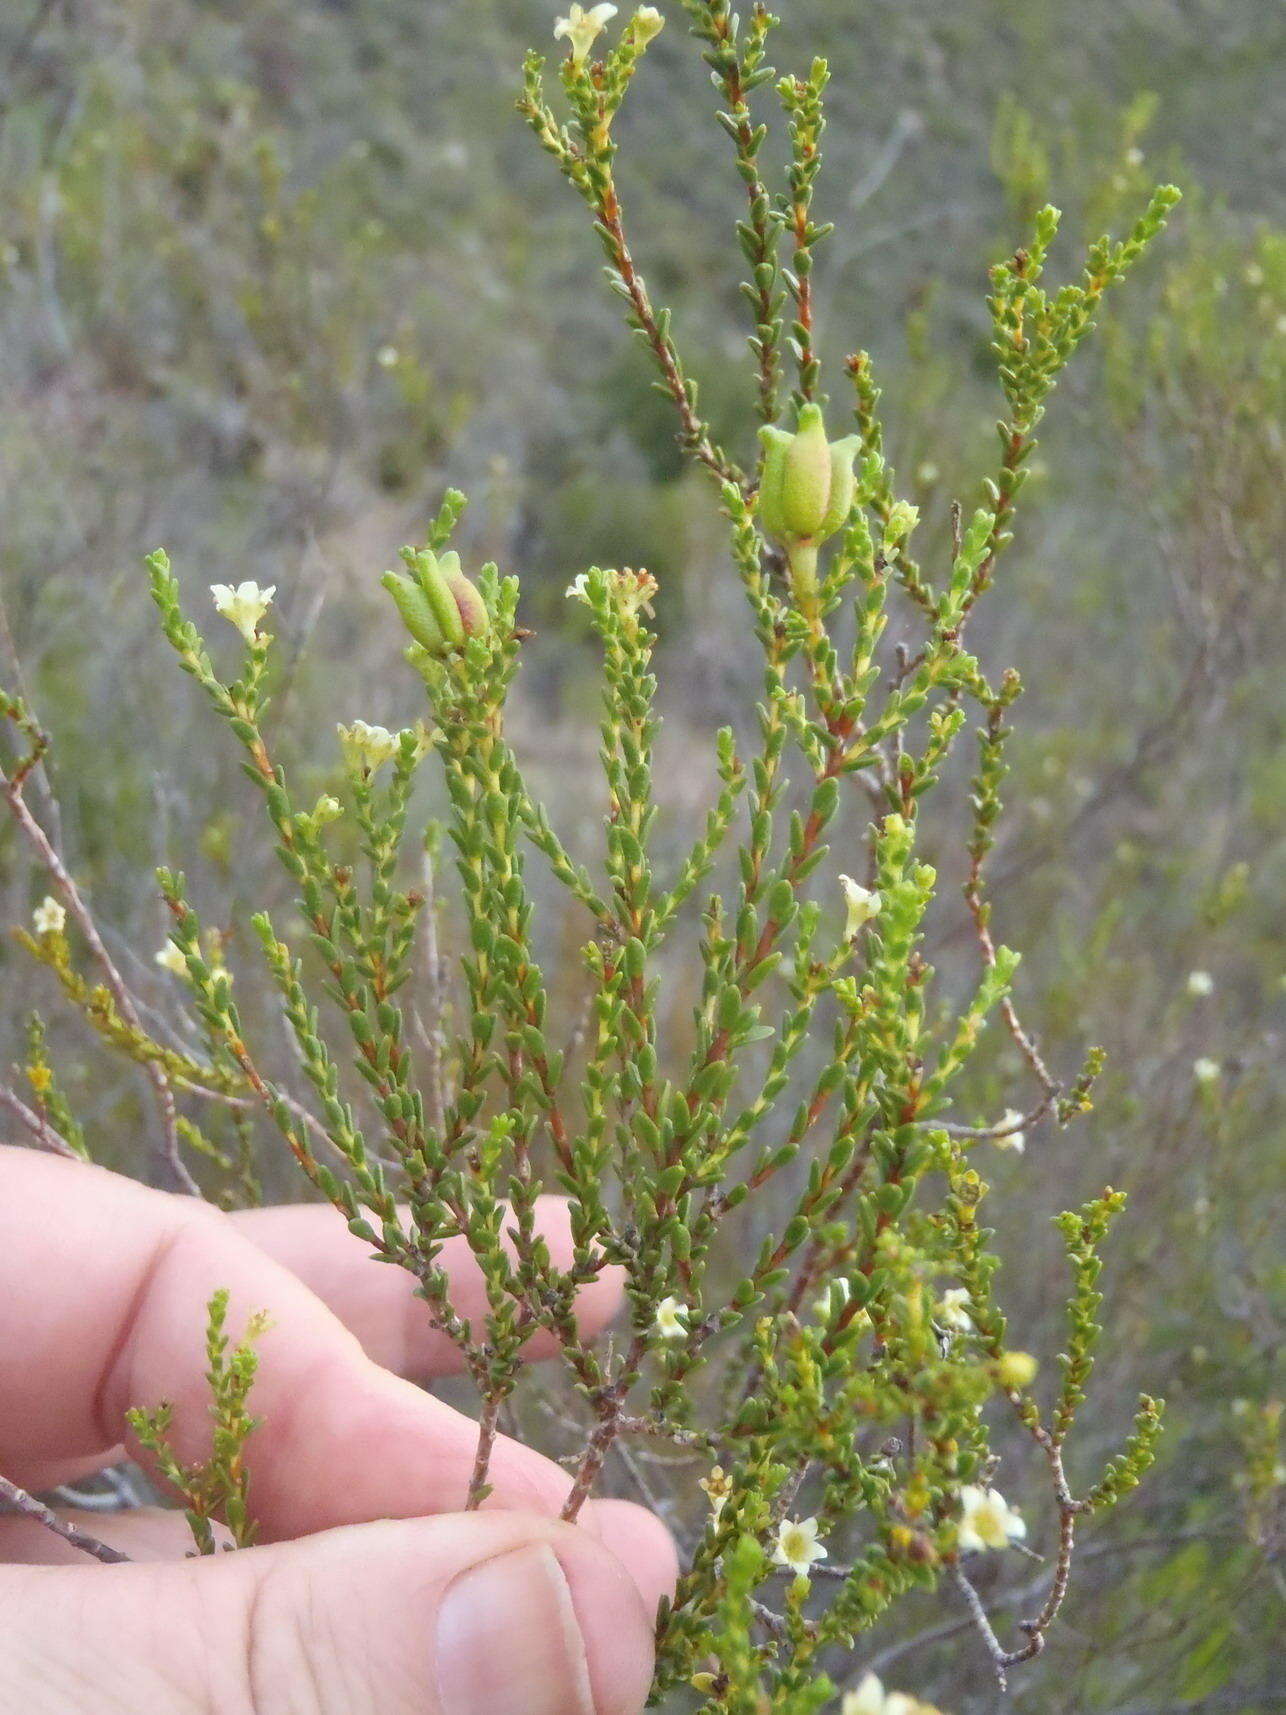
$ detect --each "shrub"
[1,5,1195,1709]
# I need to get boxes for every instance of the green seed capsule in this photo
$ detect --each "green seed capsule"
[756,403,861,548]
[381,570,449,653]
[383,549,491,655]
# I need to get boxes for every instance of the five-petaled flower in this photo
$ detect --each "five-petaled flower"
[554,3,617,66]
[210,581,275,643]
[155,943,189,979]
[33,896,66,937]
[654,1295,689,1339]
[337,720,400,776]
[957,1484,1026,1553]
[632,6,664,45]
[772,1516,827,1578]
[993,1107,1026,1152]
[840,874,882,938]
[937,1287,974,1333]
[842,1674,945,1715]
[699,1464,732,1521]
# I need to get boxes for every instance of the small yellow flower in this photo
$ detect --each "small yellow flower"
[554,3,618,65]
[840,874,882,938]
[155,943,189,979]
[996,1350,1039,1390]
[772,1516,827,1578]
[654,1295,689,1339]
[33,896,66,936]
[210,581,275,643]
[957,1484,1026,1553]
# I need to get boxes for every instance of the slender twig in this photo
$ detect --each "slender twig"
[466,1395,503,1510]
[416,842,450,1135]
[594,185,744,491]
[0,1472,132,1565]
[0,1078,80,1158]
[954,1564,1013,1690]
[1,745,197,1192]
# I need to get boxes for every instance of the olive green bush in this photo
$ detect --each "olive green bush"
[0,6,1209,1709]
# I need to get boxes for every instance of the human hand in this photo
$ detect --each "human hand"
[0,1147,675,1714]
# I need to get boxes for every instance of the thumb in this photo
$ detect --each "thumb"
[0,1512,657,1715]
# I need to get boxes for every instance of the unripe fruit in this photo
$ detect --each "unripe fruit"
[383,549,490,656]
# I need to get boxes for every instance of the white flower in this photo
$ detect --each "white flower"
[33,896,66,936]
[155,943,189,979]
[841,1680,943,1715]
[613,566,658,617]
[565,572,592,603]
[210,581,275,643]
[1187,969,1214,997]
[632,5,665,44]
[699,1464,732,1521]
[1193,1056,1221,1085]
[772,1515,827,1578]
[840,875,882,939]
[554,3,617,65]
[993,1108,1026,1153]
[376,344,400,369]
[654,1295,689,1339]
[337,720,400,775]
[957,1484,1026,1553]
[937,1287,974,1333]
[843,1672,887,1715]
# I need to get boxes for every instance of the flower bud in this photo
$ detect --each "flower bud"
[382,550,489,657]
[996,1350,1039,1390]
[884,499,920,546]
[758,403,862,548]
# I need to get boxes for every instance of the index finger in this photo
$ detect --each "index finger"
[0,1150,657,1568]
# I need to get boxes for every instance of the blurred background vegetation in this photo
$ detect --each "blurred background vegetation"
[0,1,1282,1709]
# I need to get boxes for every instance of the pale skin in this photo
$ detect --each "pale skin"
[0,1147,677,1715]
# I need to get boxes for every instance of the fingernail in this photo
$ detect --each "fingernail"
[435,1544,595,1715]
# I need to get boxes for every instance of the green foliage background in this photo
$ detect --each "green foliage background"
[0,1,1281,1709]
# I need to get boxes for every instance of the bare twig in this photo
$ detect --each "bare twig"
[954,1563,1014,1690]
[0,1472,132,1565]
[1,724,197,1193]
[0,1078,80,1158]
